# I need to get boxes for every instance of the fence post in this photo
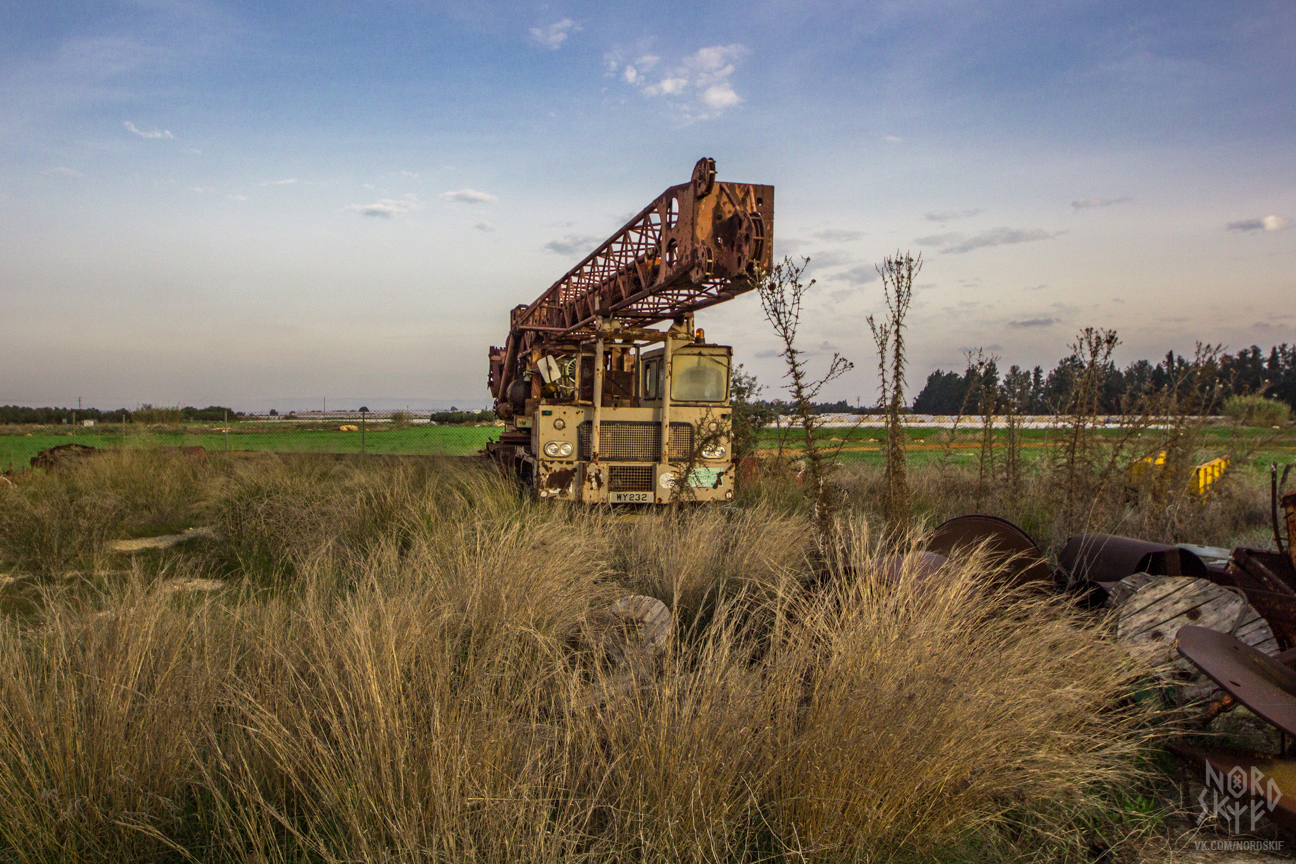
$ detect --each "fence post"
[224,410,229,452]
[361,411,366,455]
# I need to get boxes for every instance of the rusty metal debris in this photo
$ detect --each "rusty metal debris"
[1059,533,1211,585]
[1216,548,1296,649]
[1177,625,1296,738]
[925,514,1052,588]
[1168,743,1296,830]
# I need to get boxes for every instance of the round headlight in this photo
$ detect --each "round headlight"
[553,417,566,430]
[543,441,562,457]
[558,441,573,457]
[701,444,727,459]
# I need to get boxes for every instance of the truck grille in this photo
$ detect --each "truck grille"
[578,421,694,462]
[608,465,655,492]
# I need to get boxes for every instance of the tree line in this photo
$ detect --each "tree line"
[0,405,235,424]
[910,342,1296,415]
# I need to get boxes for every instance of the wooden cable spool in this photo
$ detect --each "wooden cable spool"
[1115,575,1277,703]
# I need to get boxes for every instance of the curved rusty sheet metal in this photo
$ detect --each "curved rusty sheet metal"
[925,515,1053,588]
[1058,533,1209,597]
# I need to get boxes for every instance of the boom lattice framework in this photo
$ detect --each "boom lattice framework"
[489,158,774,404]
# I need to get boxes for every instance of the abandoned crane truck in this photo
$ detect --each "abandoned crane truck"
[487,158,773,503]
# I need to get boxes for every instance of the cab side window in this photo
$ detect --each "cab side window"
[643,358,662,400]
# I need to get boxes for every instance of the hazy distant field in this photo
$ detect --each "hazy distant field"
[0,423,499,470]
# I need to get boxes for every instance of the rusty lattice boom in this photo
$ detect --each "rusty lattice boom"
[489,158,773,407]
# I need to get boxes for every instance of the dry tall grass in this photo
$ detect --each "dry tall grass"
[833,459,1272,556]
[0,448,215,573]
[0,455,1166,862]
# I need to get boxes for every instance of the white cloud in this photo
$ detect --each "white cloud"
[441,188,498,204]
[347,194,423,218]
[401,170,419,178]
[1227,215,1289,232]
[701,83,741,110]
[923,209,982,223]
[123,120,172,139]
[1008,317,1059,328]
[261,178,297,186]
[227,194,247,201]
[45,166,83,177]
[883,135,904,143]
[913,231,964,247]
[544,234,602,256]
[916,227,1056,254]
[811,229,866,243]
[474,221,497,232]
[838,265,880,285]
[529,18,578,50]
[622,44,747,119]
[1072,196,1132,209]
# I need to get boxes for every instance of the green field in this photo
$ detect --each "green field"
[0,423,500,470]
[757,423,1296,468]
[5,420,1294,474]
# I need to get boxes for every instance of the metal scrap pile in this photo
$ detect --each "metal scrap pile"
[923,471,1296,829]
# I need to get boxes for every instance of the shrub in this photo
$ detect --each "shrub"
[132,404,186,424]
[1224,393,1292,427]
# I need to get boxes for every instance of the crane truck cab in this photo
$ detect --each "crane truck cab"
[492,318,736,504]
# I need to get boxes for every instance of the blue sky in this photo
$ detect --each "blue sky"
[3,0,1293,410]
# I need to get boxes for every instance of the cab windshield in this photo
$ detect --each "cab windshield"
[672,353,729,402]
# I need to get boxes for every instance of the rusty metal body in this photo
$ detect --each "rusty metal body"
[486,159,773,504]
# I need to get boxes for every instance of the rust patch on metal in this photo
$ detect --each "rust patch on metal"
[544,466,576,491]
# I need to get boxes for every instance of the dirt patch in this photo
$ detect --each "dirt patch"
[107,527,216,553]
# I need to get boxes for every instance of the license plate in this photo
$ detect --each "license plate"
[611,491,652,504]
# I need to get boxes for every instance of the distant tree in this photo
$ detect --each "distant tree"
[729,365,776,459]
[912,370,965,414]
